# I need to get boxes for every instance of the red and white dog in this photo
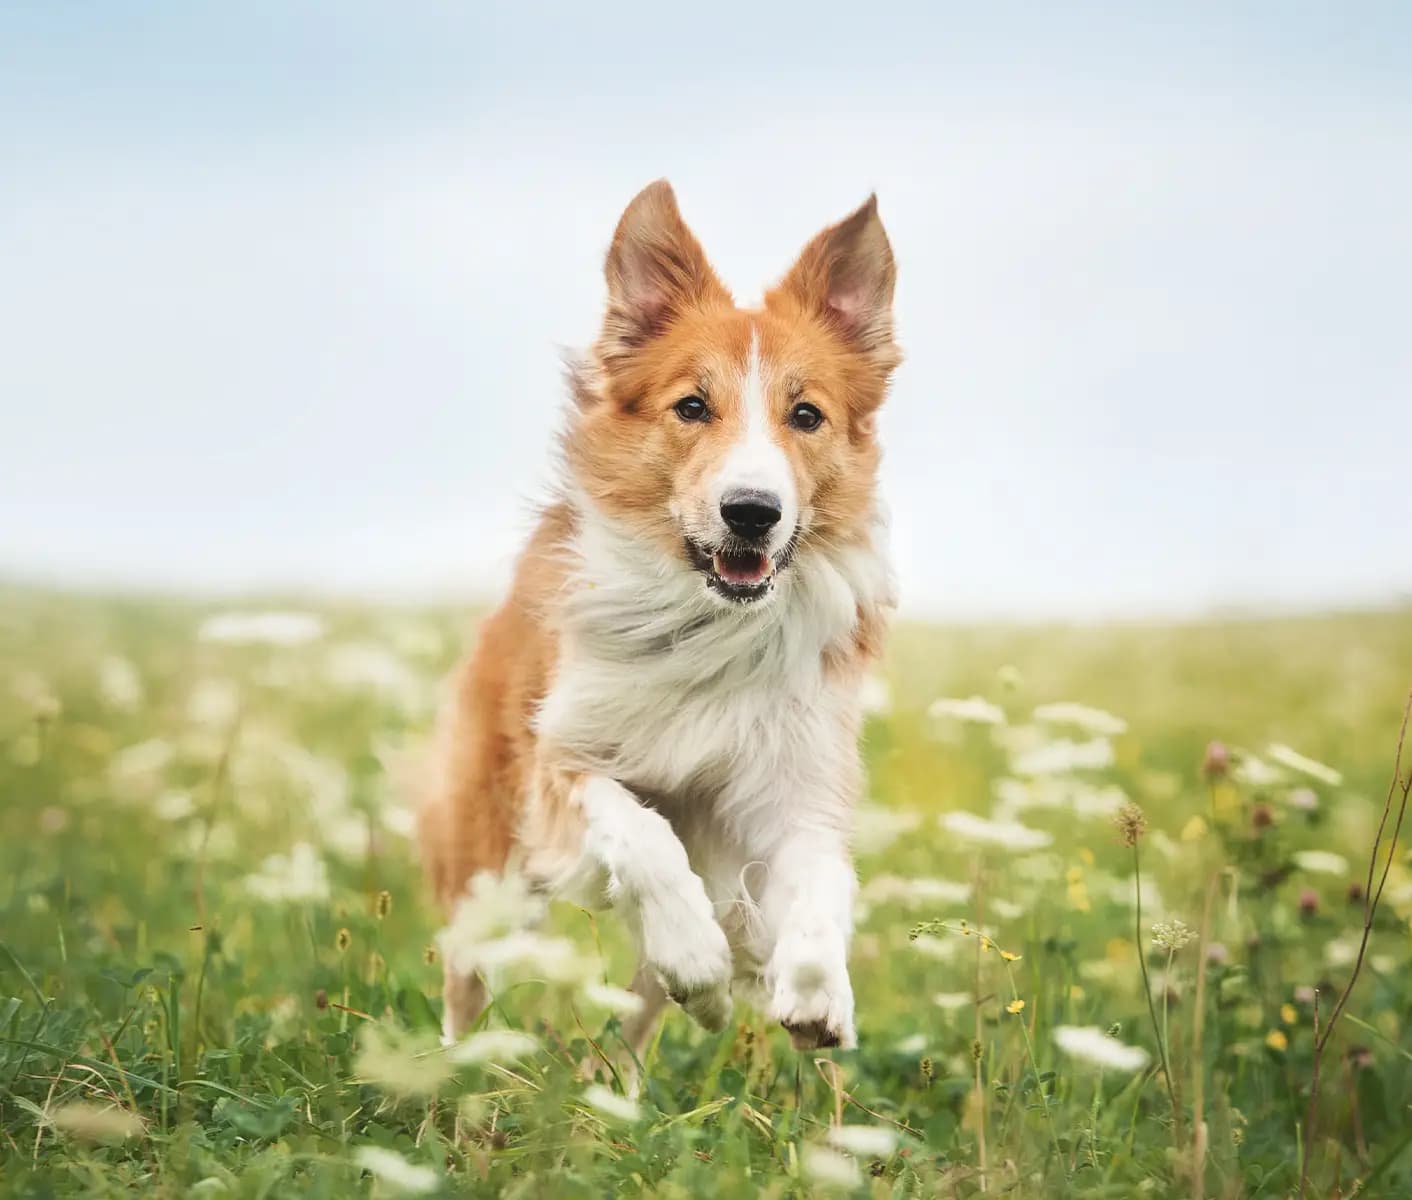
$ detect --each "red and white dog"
[419,180,899,1056]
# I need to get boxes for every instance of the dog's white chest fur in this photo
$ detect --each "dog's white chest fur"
[535,510,891,850]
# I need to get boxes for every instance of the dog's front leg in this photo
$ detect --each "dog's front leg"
[541,773,734,1032]
[761,831,857,1050]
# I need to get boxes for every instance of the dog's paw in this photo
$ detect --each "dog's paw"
[641,895,734,1033]
[767,928,855,1051]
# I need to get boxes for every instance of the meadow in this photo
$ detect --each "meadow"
[1,584,1410,1197]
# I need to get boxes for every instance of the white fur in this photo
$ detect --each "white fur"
[535,491,893,1042]
[708,327,798,554]
[761,833,858,1047]
[562,774,733,1030]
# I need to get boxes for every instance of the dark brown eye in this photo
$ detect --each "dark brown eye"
[674,395,709,422]
[789,402,824,431]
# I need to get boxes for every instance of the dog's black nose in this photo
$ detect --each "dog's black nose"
[720,489,782,540]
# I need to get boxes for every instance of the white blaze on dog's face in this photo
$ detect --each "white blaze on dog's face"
[566,181,901,605]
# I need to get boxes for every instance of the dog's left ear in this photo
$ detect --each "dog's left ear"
[771,195,898,369]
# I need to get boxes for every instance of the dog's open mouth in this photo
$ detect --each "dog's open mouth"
[686,540,781,603]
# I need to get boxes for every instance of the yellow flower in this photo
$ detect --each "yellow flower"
[1079,847,1095,866]
[1265,1030,1289,1052]
[1281,1004,1298,1026]
[1000,950,1021,963]
[1006,999,1026,1015]
[1069,985,1085,1001]
[1066,866,1085,884]
[1181,815,1209,842]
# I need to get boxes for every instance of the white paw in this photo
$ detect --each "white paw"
[766,928,855,1050]
[639,893,733,1033]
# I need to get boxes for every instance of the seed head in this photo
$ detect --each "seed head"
[335,927,352,953]
[376,890,392,919]
[1114,803,1147,847]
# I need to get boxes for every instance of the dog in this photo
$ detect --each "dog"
[418,179,899,1060]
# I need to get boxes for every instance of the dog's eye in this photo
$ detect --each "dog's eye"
[674,395,709,422]
[788,402,824,432]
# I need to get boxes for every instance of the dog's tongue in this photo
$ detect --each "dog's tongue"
[713,549,771,585]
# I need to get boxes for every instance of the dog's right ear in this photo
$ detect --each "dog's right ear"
[601,181,729,355]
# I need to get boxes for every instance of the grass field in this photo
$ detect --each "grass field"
[2,586,1410,1197]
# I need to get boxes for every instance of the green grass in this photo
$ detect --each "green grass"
[1,584,1410,1197]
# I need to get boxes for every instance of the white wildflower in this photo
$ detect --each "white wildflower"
[352,1146,438,1195]
[186,678,241,729]
[153,790,195,821]
[827,1124,899,1157]
[185,820,238,860]
[851,805,922,856]
[992,776,1126,820]
[437,871,596,986]
[13,671,61,718]
[1010,737,1114,777]
[932,992,973,1010]
[990,897,1027,920]
[445,1029,540,1066]
[893,1033,927,1054]
[244,842,329,903]
[469,931,595,985]
[581,1084,641,1123]
[861,874,972,908]
[859,674,892,715]
[928,695,1006,725]
[383,620,444,660]
[1325,938,1359,968]
[198,610,326,646]
[1294,850,1349,876]
[1233,753,1283,787]
[1033,702,1128,737]
[1267,744,1343,787]
[910,935,962,962]
[1053,1025,1150,1073]
[110,738,173,783]
[801,1145,863,1189]
[97,656,144,711]
[322,814,372,862]
[381,805,418,839]
[1151,919,1195,952]
[940,811,1053,851]
[582,982,646,1016]
[437,871,545,956]
[354,1025,452,1097]
[325,642,429,714]
[48,1102,144,1143]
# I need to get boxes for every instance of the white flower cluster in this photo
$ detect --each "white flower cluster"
[436,870,599,988]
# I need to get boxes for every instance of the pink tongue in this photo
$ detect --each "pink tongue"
[714,550,770,584]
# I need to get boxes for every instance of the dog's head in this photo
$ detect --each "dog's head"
[566,180,899,606]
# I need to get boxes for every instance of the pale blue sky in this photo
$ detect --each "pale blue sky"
[2,3,1409,617]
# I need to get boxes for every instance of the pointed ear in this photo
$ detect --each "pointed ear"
[771,195,897,361]
[601,180,729,352]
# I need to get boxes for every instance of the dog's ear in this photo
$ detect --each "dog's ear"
[771,195,898,367]
[602,180,729,353]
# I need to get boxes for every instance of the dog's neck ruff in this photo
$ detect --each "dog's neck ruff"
[559,498,892,689]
